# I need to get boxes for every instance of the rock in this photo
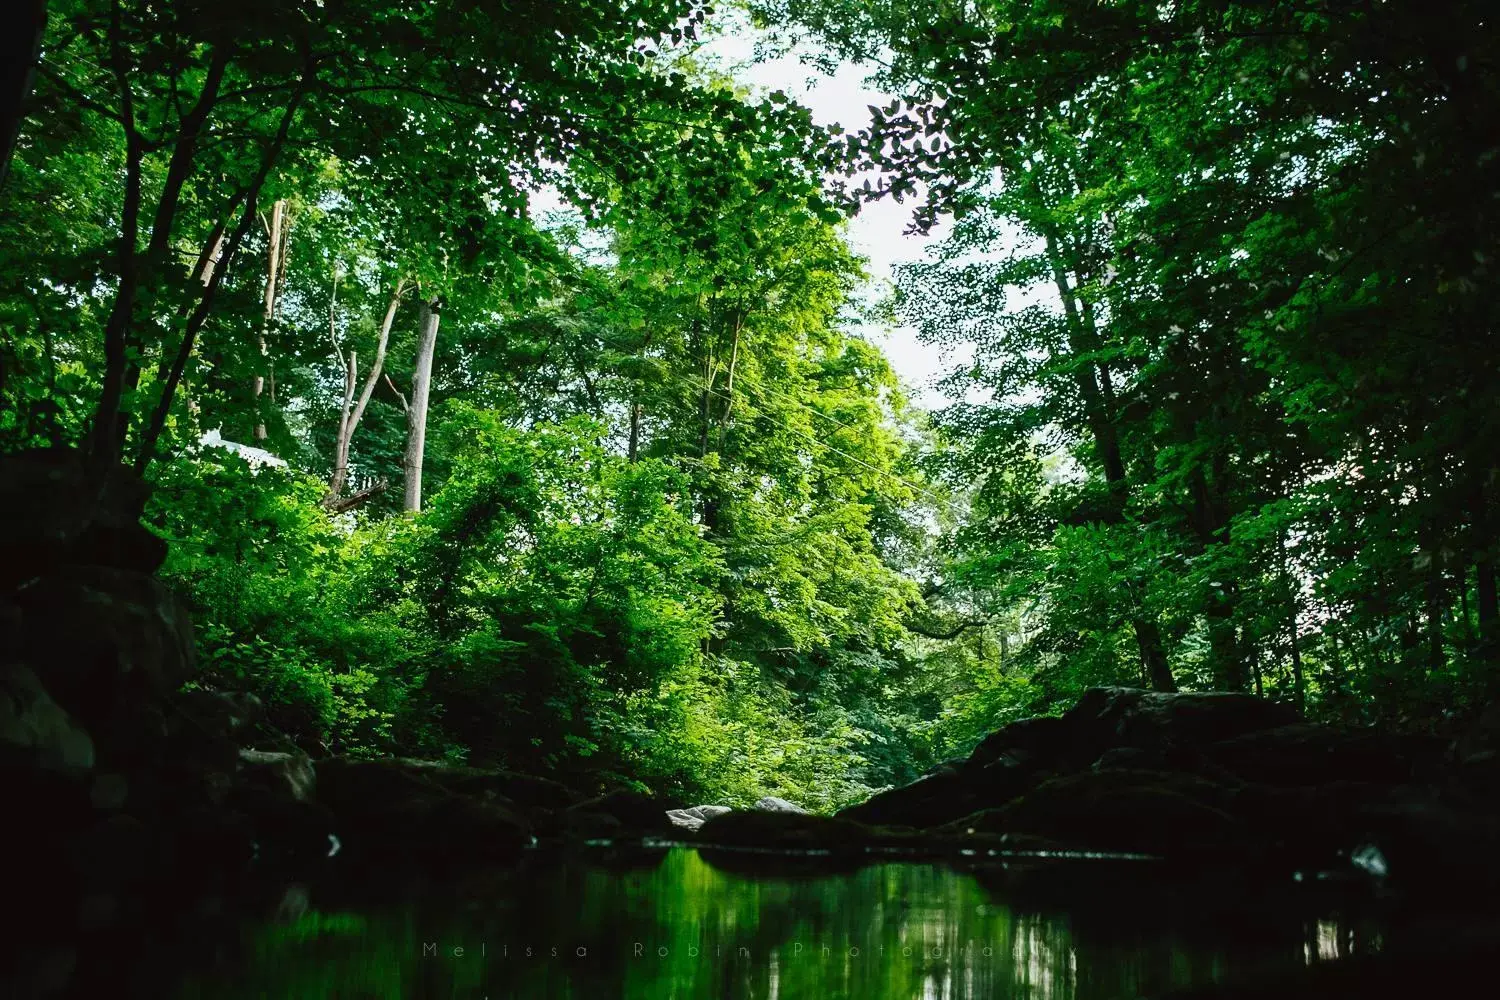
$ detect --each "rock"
[1203,724,1416,787]
[666,804,733,831]
[393,759,579,811]
[0,448,166,589]
[1340,791,1500,897]
[239,749,315,802]
[89,773,129,810]
[15,566,196,737]
[696,809,870,852]
[1062,687,1303,756]
[754,796,807,813]
[836,768,980,829]
[985,768,1247,856]
[564,789,681,839]
[171,804,257,874]
[1453,700,1500,764]
[173,690,264,739]
[0,662,94,773]
[315,757,440,812]
[314,758,529,865]
[839,689,1302,832]
[70,813,158,891]
[967,716,1074,770]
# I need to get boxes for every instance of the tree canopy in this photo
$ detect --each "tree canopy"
[3,0,1495,806]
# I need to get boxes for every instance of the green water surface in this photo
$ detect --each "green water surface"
[177,847,1378,999]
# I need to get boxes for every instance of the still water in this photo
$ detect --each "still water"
[176,847,1380,999]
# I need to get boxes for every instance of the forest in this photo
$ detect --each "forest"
[2,0,1496,817]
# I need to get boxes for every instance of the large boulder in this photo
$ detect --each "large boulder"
[392,758,579,812]
[666,804,733,832]
[696,809,871,853]
[754,796,808,813]
[1061,687,1303,757]
[314,758,529,865]
[562,789,682,841]
[967,716,1076,770]
[0,448,167,589]
[1202,724,1419,787]
[837,768,980,829]
[983,768,1247,856]
[14,566,196,745]
[238,749,316,802]
[839,688,1306,832]
[0,662,94,774]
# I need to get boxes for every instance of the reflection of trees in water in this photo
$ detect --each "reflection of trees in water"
[177,848,1382,1000]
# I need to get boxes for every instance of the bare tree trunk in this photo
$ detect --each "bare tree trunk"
[253,198,286,441]
[334,348,355,482]
[402,295,441,513]
[1277,529,1306,711]
[719,310,742,439]
[628,401,642,462]
[328,276,405,499]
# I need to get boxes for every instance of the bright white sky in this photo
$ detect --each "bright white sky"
[701,27,959,407]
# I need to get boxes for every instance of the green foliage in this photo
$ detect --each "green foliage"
[21,0,1492,810]
[767,0,1500,723]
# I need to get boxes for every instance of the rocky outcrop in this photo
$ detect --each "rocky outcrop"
[4,451,267,965]
[666,804,733,831]
[1,662,95,774]
[560,789,684,841]
[662,796,810,833]
[753,795,807,813]
[314,758,530,866]
[696,809,872,853]
[822,686,1500,896]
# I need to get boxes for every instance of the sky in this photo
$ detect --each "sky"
[700,26,961,407]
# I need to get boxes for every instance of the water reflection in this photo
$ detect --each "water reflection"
[177,848,1379,999]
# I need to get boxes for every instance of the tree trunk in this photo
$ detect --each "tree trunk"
[1279,529,1305,711]
[136,194,260,471]
[719,311,742,438]
[1190,465,1246,690]
[253,198,286,441]
[1473,471,1499,668]
[1132,616,1177,692]
[403,295,441,513]
[332,347,356,489]
[135,74,309,473]
[0,0,47,194]
[1209,607,1248,692]
[1042,228,1173,690]
[88,3,143,470]
[329,276,404,499]
[1328,631,1345,709]
[115,46,231,455]
[628,401,642,462]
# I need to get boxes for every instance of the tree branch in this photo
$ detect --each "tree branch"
[324,477,388,514]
